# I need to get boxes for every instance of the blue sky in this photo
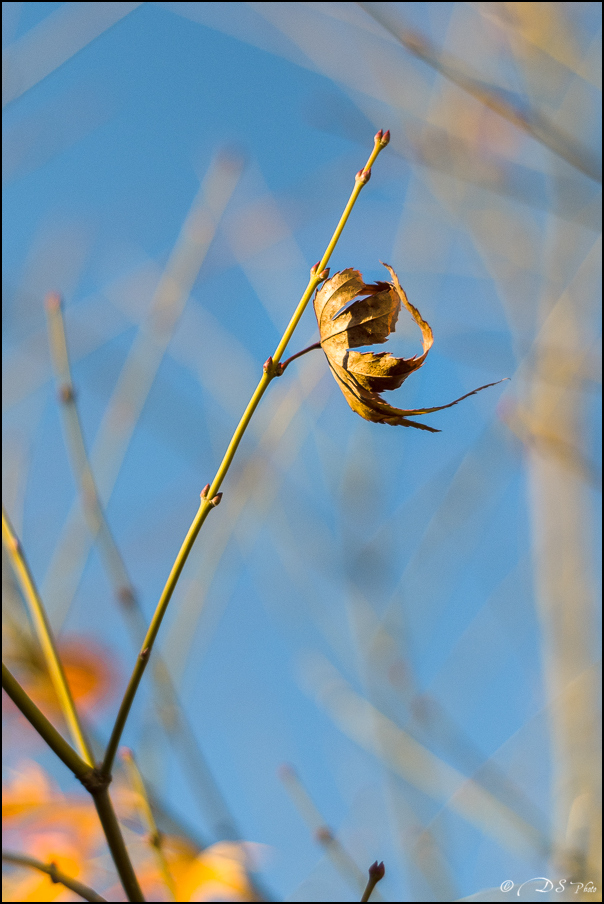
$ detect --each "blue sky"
[3,3,601,902]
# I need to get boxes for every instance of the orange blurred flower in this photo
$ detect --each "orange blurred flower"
[4,635,118,720]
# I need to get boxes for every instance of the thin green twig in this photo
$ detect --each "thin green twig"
[102,129,390,778]
[2,663,90,779]
[1,511,94,766]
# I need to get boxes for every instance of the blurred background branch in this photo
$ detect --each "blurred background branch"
[3,2,600,901]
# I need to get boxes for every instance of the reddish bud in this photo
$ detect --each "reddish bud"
[374,128,383,142]
[310,260,321,276]
[6,533,20,554]
[368,860,385,881]
[211,493,223,507]
[319,268,330,280]
[264,356,284,378]
[381,129,390,146]
[140,647,151,662]
[315,826,334,844]
[278,763,296,781]
[117,586,136,607]
[200,483,210,500]
[356,168,371,184]
[45,292,62,312]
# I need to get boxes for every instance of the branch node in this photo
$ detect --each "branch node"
[263,356,284,378]
[315,826,333,844]
[79,766,112,795]
[149,830,162,849]
[117,586,136,608]
[58,384,76,404]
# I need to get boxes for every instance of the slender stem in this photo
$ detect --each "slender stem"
[102,130,390,777]
[2,663,90,780]
[2,508,94,766]
[271,135,388,369]
[279,341,323,372]
[92,787,145,902]
[2,850,107,902]
[122,749,176,900]
[101,507,214,774]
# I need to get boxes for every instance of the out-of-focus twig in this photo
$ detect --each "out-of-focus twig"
[45,290,249,846]
[43,150,244,629]
[279,764,383,898]
[304,654,551,858]
[2,850,107,903]
[358,2,602,183]
[502,400,601,490]
[121,748,176,901]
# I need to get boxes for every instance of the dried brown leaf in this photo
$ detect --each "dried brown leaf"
[314,263,506,431]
